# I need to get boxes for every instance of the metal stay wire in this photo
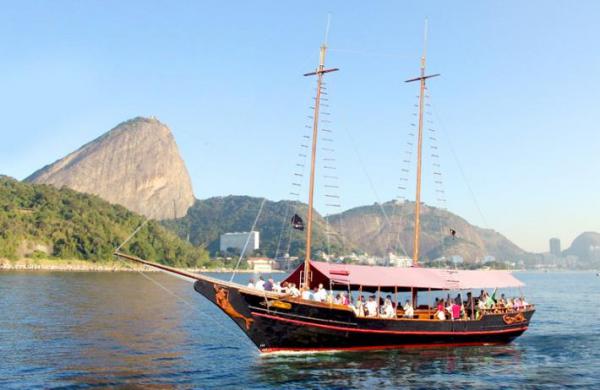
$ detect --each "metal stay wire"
[341,126,410,257]
[230,197,267,283]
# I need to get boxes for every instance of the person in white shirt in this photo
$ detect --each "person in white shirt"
[255,276,265,291]
[289,283,300,298]
[403,300,414,318]
[382,298,395,318]
[247,278,255,288]
[365,296,378,317]
[315,283,327,302]
[301,287,312,300]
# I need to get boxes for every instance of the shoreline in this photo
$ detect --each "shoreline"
[0,258,273,273]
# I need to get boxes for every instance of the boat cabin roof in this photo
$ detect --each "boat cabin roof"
[283,261,525,292]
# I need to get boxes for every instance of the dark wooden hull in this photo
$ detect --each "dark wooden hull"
[193,278,534,353]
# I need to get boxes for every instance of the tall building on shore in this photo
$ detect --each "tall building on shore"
[549,237,561,257]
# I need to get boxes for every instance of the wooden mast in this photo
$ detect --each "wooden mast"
[302,29,339,289]
[405,20,439,266]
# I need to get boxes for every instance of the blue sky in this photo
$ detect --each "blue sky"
[1,1,599,253]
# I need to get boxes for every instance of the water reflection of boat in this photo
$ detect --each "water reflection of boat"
[116,23,534,353]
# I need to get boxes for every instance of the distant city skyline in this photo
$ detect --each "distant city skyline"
[1,1,599,253]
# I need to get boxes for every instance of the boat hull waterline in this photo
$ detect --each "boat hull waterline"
[193,278,534,354]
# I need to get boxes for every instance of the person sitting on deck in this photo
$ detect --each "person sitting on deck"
[403,300,414,318]
[315,283,327,302]
[301,287,312,300]
[255,276,265,291]
[350,295,364,316]
[263,278,274,292]
[381,298,395,318]
[365,296,378,317]
[505,297,514,310]
[334,293,342,305]
[436,299,446,320]
[279,282,289,294]
[289,283,300,298]
[341,291,350,305]
[247,278,255,288]
[311,287,320,301]
[520,296,529,309]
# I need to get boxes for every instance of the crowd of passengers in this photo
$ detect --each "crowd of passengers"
[246,277,529,320]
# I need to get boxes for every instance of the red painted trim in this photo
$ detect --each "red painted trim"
[261,342,503,354]
[251,312,528,336]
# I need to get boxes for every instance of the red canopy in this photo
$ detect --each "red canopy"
[283,261,524,292]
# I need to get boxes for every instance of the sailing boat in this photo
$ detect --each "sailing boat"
[116,26,534,353]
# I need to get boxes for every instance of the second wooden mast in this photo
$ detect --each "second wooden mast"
[302,42,338,289]
[405,21,439,266]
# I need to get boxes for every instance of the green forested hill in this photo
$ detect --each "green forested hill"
[0,176,208,267]
[162,196,348,257]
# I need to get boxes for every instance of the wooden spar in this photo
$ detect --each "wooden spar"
[405,19,439,266]
[302,42,338,289]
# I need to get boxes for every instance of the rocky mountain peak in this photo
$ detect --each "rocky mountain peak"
[26,116,195,219]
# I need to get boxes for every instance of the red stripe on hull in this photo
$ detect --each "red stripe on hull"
[251,312,528,336]
[261,342,504,354]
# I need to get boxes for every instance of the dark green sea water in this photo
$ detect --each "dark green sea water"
[1,271,598,389]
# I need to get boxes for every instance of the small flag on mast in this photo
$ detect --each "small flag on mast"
[291,214,304,231]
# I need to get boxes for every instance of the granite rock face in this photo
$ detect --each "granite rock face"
[26,117,195,219]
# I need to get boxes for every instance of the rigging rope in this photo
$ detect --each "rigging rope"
[113,254,239,340]
[229,197,267,282]
[342,126,409,257]
[429,99,489,228]
[115,219,149,252]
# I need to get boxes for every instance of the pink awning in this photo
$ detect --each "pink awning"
[283,261,524,291]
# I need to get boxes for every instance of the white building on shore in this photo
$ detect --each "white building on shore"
[220,231,260,254]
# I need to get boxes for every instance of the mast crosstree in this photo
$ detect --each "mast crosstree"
[302,33,339,289]
[405,20,439,266]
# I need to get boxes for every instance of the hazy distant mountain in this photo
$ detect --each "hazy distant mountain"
[564,232,600,265]
[163,196,348,257]
[327,200,526,262]
[26,117,194,220]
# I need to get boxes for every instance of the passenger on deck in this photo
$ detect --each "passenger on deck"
[279,282,288,294]
[350,295,364,316]
[381,298,395,318]
[334,293,342,305]
[506,297,514,309]
[366,296,378,317]
[289,283,300,297]
[403,300,414,318]
[263,278,274,292]
[450,300,461,320]
[341,291,349,305]
[436,299,446,320]
[255,276,265,291]
[385,295,395,309]
[272,281,282,293]
[485,293,495,309]
[247,278,255,288]
[326,292,334,304]
[315,283,327,302]
[465,292,474,318]
[311,287,320,301]
[301,287,312,300]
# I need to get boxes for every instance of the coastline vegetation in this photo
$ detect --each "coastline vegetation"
[0,176,209,268]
